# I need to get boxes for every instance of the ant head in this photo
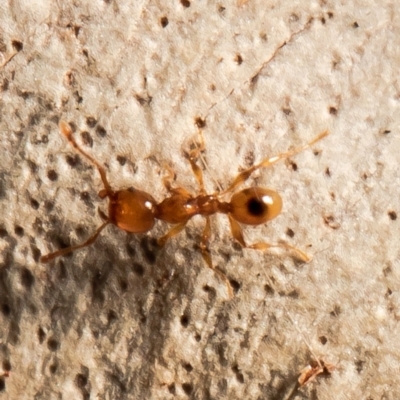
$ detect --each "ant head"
[229,187,282,226]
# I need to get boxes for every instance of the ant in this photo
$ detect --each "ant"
[41,120,328,295]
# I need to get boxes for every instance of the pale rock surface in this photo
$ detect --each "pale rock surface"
[0,1,399,399]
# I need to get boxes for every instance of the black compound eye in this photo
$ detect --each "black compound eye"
[230,187,282,225]
[247,197,267,216]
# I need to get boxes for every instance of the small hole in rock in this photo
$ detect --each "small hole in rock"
[180,314,189,327]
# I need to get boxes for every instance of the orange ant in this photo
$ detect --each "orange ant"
[41,121,328,295]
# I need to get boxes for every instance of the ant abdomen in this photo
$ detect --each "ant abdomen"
[229,187,282,225]
[109,188,157,233]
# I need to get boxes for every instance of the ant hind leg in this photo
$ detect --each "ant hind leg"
[228,215,311,263]
[40,221,110,263]
[59,121,113,196]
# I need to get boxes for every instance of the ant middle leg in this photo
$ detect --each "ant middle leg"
[200,217,234,298]
[228,215,311,263]
[157,222,188,247]
[221,130,329,195]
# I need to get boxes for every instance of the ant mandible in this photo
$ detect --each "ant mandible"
[41,120,328,295]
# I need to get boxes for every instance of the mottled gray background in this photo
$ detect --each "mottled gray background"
[0,1,399,399]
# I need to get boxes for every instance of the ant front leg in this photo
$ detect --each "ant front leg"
[185,129,207,195]
[221,130,329,195]
[228,215,311,263]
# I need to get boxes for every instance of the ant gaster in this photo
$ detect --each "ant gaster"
[41,121,328,295]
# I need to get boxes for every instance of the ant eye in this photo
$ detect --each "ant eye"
[229,187,282,225]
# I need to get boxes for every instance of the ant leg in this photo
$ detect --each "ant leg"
[200,217,233,298]
[228,215,311,263]
[157,222,188,247]
[40,221,110,263]
[185,130,206,194]
[59,121,113,195]
[162,164,193,197]
[161,163,177,192]
[221,130,329,195]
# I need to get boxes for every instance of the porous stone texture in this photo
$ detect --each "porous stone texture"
[0,1,399,399]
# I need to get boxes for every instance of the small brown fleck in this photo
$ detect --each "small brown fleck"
[264,284,274,295]
[286,228,295,238]
[323,214,340,229]
[47,337,59,351]
[388,211,397,221]
[30,198,40,210]
[47,169,58,181]
[319,336,328,345]
[81,131,93,147]
[287,160,297,171]
[86,116,97,128]
[229,279,241,293]
[353,21,359,28]
[180,0,190,7]
[49,364,58,374]
[117,155,126,166]
[74,26,81,37]
[66,154,80,168]
[182,382,193,395]
[168,383,176,394]
[329,106,338,115]
[2,360,11,373]
[11,40,23,52]
[235,54,243,65]
[1,79,9,92]
[38,327,46,343]
[180,314,189,327]
[15,226,24,236]
[95,125,107,138]
[194,116,206,128]
[330,304,341,317]
[183,362,193,372]
[73,91,83,103]
[325,167,331,177]
[160,16,169,28]
[1,303,11,316]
